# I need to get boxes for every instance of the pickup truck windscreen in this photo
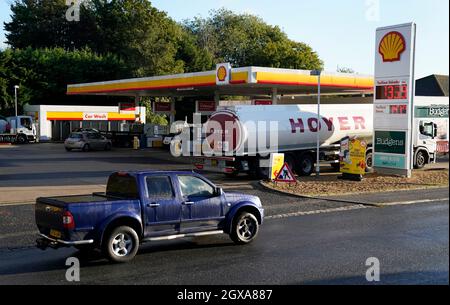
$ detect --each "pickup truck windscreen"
[106,174,139,199]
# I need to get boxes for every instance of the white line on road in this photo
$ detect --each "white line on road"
[377,198,449,206]
[0,201,35,207]
[266,205,367,219]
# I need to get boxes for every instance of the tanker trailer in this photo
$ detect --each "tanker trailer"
[193,104,373,178]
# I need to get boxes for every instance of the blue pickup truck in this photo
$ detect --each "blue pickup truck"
[35,171,264,263]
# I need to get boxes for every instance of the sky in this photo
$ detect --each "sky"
[0,0,448,79]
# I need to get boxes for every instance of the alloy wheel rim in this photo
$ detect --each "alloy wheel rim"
[238,217,256,241]
[111,233,133,257]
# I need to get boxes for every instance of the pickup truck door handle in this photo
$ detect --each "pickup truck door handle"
[182,201,194,205]
[147,203,160,207]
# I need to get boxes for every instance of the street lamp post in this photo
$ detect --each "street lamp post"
[14,85,19,131]
[310,70,321,177]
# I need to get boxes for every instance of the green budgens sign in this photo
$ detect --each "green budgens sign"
[374,131,406,154]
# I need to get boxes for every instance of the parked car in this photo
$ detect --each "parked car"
[64,132,112,152]
[35,171,264,263]
[72,128,101,134]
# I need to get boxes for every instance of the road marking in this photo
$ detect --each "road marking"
[0,201,35,207]
[266,197,449,219]
[266,205,367,219]
[377,197,449,207]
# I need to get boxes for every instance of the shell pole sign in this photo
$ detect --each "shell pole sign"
[373,23,416,177]
[216,63,231,85]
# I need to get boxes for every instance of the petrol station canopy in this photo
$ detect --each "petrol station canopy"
[67,66,374,97]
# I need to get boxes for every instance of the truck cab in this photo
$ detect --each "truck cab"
[4,115,37,143]
[413,120,438,168]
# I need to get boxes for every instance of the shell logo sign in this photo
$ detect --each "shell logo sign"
[378,31,406,62]
[216,63,231,85]
[217,66,227,82]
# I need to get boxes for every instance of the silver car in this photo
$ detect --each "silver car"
[64,132,112,152]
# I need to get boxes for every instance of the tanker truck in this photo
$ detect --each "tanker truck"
[190,103,440,178]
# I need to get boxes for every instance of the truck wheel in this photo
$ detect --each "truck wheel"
[17,134,27,144]
[365,151,374,173]
[249,157,268,179]
[284,154,297,175]
[230,212,259,245]
[296,153,314,176]
[82,144,90,152]
[103,226,139,263]
[414,150,427,169]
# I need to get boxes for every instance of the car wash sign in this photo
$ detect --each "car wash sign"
[373,23,416,177]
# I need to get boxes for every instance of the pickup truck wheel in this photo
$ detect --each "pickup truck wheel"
[103,226,139,263]
[230,212,259,245]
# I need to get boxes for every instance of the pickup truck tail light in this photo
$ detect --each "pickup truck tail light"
[63,211,75,230]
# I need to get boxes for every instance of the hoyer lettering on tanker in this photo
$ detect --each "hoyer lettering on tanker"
[289,116,366,133]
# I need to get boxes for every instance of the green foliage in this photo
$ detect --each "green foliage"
[0,47,129,114]
[4,0,212,76]
[1,3,324,116]
[183,9,323,70]
[140,98,168,126]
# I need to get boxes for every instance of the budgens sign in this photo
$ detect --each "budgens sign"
[374,131,406,154]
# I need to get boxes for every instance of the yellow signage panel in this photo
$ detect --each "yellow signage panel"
[269,153,285,180]
[340,137,367,176]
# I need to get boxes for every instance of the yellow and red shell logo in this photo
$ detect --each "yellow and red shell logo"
[217,65,228,82]
[379,31,406,62]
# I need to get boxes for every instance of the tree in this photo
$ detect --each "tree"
[183,9,323,70]
[4,0,98,50]
[0,47,130,114]
[4,0,212,76]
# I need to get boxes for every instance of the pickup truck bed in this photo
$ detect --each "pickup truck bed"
[37,193,117,205]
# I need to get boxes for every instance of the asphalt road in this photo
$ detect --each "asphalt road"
[1,143,448,188]
[0,200,447,285]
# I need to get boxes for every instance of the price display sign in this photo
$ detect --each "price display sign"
[373,23,416,177]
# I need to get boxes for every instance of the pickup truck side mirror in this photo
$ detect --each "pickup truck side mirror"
[216,187,224,196]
